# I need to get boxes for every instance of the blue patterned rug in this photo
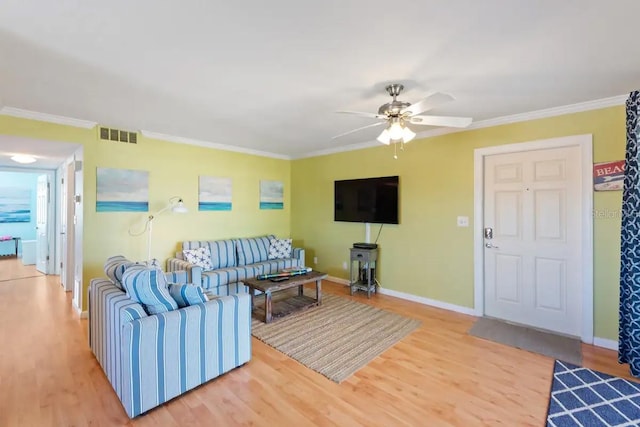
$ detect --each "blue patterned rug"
[547,360,640,426]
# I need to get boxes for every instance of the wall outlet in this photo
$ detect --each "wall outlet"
[457,216,469,227]
[342,261,348,270]
[313,256,318,265]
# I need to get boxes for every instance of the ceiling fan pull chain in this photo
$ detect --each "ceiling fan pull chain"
[393,143,398,160]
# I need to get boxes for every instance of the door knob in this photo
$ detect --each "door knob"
[485,242,500,249]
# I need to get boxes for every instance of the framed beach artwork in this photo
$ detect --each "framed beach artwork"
[260,180,283,210]
[0,187,31,223]
[96,168,149,212]
[199,176,232,211]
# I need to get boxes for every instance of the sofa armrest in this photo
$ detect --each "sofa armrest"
[164,270,190,285]
[166,257,202,285]
[89,277,148,404]
[292,247,305,266]
[120,293,251,418]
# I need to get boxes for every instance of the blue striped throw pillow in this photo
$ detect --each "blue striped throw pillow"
[122,265,178,315]
[167,283,208,307]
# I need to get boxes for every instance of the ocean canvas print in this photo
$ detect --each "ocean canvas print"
[199,176,232,211]
[0,187,31,223]
[96,168,149,212]
[260,180,283,210]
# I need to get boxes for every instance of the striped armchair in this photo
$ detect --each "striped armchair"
[89,263,251,418]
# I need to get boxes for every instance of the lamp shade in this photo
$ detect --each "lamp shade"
[402,126,416,143]
[388,121,404,140]
[377,129,391,145]
[172,199,188,213]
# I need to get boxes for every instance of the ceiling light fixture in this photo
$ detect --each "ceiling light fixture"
[10,154,37,164]
[376,118,416,159]
[336,83,472,159]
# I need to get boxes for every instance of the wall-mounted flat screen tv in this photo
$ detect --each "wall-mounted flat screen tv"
[334,176,399,224]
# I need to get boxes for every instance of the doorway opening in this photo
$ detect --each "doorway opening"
[0,135,83,314]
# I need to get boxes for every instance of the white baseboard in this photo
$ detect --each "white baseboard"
[378,287,478,316]
[593,337,618,351]
[327,276,477,316]
[73,303,88,319]
[327,275,349,286]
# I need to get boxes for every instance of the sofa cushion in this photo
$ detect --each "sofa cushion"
[104,255,133,290]
[201,265,262,290]
[183,239,237,269]
[205,282,249,297]
[251,258,299,275]
[168,283,208,307]
[121,265,178,315]
[236,235,274,265]
[182,247,213,271]
[268,238,292,259]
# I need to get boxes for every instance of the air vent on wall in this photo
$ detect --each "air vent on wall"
[98,126,137,144]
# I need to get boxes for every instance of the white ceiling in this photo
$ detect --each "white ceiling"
[0,134,79,169]
[0,0,639,159]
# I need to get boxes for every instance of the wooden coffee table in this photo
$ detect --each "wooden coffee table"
[244,270,327,323]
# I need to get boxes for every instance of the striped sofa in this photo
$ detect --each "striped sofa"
[166,235,305,296]
[89,262,251,418]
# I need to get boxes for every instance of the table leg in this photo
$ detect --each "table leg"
[249,288,255,312]
[265,291,272,323]
[316,279,322,304]
[298,284,303,296]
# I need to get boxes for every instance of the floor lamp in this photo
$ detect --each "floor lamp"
[129,196,188,264]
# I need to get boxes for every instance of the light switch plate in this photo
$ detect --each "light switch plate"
[457,216,469,227]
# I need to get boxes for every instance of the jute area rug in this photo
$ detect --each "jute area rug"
[251,291,421,383]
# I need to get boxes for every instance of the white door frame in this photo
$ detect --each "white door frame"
[473,134,594,343]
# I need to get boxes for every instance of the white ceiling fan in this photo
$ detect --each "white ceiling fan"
[333,84,472,151]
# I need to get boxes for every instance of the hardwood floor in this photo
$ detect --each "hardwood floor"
[0,257,44,282]
[0,258,632,426]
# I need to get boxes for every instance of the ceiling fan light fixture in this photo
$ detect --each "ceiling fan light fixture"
[402,126,416,143]
[377,128,391,145]
[388,120,404,140]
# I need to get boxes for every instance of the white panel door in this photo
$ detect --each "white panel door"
[483,146,582,336]
[36,174,49,274]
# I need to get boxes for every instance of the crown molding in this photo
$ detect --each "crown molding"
[294,94,628,159]
[139,130,290,160]
[297,140,380,159]
[0,106,97,129]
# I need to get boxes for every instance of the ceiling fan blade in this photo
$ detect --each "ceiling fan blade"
[331,121,385,139]
[336,110,386,119]
[409,115,472,128]
[401,92,454,116]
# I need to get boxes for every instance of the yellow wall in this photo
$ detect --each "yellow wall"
[291,106,625,340]
[0,116,291,310]
[0,106,626,339]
